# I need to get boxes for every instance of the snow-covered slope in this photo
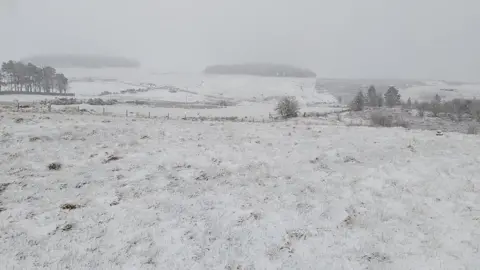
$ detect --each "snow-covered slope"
[195,74,337,104]
[1,112,479,269]
[63,68,338,104]
[400,81,480,102]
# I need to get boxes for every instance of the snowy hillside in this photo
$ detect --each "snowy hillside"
[1,112,479,269]
[400,81,480,102]
[63,69,337,104]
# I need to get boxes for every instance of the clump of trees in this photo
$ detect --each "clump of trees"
[0,60,69,94]
[350,85,398,111]
[407,94,480,122]
[349,84,480,122]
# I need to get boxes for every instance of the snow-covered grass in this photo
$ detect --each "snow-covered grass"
[1,112,479,269]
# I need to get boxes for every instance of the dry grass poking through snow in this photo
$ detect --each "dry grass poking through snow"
[0,112,480,269]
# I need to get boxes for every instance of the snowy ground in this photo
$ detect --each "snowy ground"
[1,112,479,269]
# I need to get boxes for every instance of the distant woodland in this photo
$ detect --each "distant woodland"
[21,54,141,69]
[0,61,69,94]
[204,63,316,78]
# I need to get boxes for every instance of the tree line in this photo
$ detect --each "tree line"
[0,60,69,94]
[350,85,401,111]
[350,85,480,122]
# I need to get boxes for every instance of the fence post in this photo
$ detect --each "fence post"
[126,110,128,117]
[148,112,151,118]
[103,107,105,115]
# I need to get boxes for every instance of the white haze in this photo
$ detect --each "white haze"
[0,0,479,81]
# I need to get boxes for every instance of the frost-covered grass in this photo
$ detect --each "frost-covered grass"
[1,112,480,269]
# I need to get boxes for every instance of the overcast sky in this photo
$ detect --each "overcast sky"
[0,0,479,81]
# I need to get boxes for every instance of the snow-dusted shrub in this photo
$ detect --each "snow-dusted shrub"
[370,111,393,127]
[370,111,410,128]
[275,96,299,119]
[48,162,62,170]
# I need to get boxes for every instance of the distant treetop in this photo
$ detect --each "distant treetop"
[204,63,316,78]
[21,54,141,69]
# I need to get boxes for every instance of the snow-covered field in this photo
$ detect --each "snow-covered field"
[0,68,339,119]
[1,112,479,269]
[51,102,340,119]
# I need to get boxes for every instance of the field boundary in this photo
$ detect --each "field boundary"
[2,103,348,124]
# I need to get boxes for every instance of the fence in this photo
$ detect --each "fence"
[5,102,348,124]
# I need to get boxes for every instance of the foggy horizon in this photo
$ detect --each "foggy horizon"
[1,0,479,81]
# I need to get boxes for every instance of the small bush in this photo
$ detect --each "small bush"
[430,101,444,117]
[395,117,410,128]
[275,96,300,119]
[218,100,229,107]
[416,102,429,117]
[370,112,393,127]
[467,125,479,135]
[60,203,79,210]
[48,162,62,171]
[370,111,410,128]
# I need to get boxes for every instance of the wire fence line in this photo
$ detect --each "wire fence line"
[7,103,282,123]
[5,101,349,124]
